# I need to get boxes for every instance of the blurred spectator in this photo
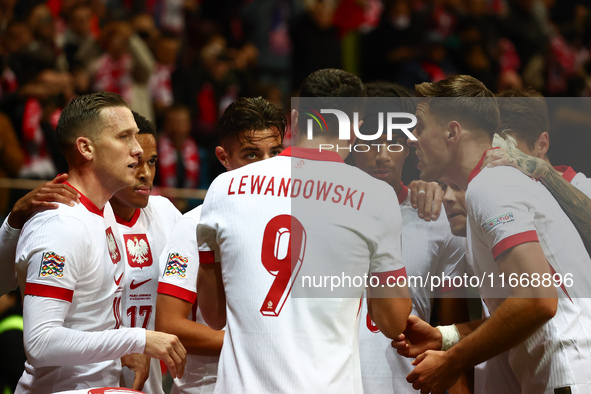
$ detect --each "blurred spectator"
[241,0,303,97]
[27,3,67,70]
[0,290,25,394]
[62,3,95,71]
[149,32,181,119]
[87,20,155,121]
[290,0,342,93]
[1,69,71,181]
[0,0,16,32]
[0,112,24,216]
[157,104,201,191]
[361,0,421,84]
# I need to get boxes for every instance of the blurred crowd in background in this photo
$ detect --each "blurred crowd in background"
[1,0,591,216]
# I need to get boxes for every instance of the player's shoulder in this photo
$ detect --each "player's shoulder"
[182,205,202,223]
[23,203,91,233]
[467,165,536,199]
[147,195,178,212]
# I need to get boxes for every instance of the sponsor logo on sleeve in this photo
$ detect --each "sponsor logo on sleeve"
[163,253,188,278]
[124,234,152,268]
[39,252,65,278]
[106,227,121,264]
[481,212,515,233]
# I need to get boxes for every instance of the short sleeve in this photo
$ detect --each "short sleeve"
[17,214,90,302]
[467,167,539,260]
[197,177,222,265]
[158,209,201,304]
[368,187,407,284]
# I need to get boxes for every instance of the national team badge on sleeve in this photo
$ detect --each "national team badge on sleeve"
[163,253,188,278]
[39,252,65,278]
[106,227,121,264]
[124,234,153,268]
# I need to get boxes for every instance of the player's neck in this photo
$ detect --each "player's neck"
[295,136,351,161]
[109,198,136,222]
[451,139,493,191]
[66,169,115,210]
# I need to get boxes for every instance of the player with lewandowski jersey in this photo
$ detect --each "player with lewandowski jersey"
[110,112,182,393]
[351,82,468,393]
[402,75,591,393]
[156,97,286,393]
[197,69,412,393]
[13,92,186,394]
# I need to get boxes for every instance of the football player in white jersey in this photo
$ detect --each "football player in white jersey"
[481,89,591,254]
[156,96,287,394]
[13,92,186,394]
[350,82,469,393]
[109,112,183,393]
[401,75,591,393]
[196,69,411,393]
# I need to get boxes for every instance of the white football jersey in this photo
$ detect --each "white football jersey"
[198,147,406,394]
[555,165,591,198]
[117,196,181,394]
[158,205,220,394]
[15,191,144,394]
[466,153,591,393]
[359,185,466,393]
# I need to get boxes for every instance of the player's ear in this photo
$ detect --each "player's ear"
[291,109,299,139]
[215,146,231,170]
[76,136,94,161]
[447,121,461,143]
[535,132,550,158]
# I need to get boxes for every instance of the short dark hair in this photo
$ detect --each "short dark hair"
[56,91,129,153]
[132,110,156,137]
[218,97,286,145]
[299,68,366,98]
[415,75,500,139]
[298,69,367,137]
[496,88,548,150]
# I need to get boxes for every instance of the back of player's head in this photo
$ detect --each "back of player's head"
[496,88,548,150]
[298,69,367,138]
[218,96,286,145]
[299,68,366,98]
[56,91,129,153]
[415,75,500,139]
[132,110,156,137]
[361,81,416,137]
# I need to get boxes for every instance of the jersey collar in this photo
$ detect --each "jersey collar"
[64,181,103,217]
[278,147,344,163]
[114,208,141,227]
[553,165,577,183]
[397,183,409,205]
[468,147,499,184]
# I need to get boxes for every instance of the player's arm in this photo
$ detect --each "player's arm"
[406,242,557,393]
[436,297,472,394]
[156,294,224,355]
[366,185,412,338]
[22,295,187,377]
[196,262,226,331]
[367,293,412,339]
[483,148,591,255]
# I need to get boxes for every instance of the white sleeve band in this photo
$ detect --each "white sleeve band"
[23,295,146,368]
[436,324,461,351]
